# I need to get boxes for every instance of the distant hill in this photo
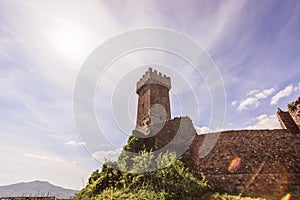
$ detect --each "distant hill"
[0,180,78,199]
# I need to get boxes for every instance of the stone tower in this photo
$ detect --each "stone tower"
[136,68,171,128]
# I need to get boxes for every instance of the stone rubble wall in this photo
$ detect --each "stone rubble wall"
[146,118,300,199]
[277,108,300,133]
[289,97,300,128]
[190,129,300,198]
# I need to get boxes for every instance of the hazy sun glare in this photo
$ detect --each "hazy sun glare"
[47,20,93,61]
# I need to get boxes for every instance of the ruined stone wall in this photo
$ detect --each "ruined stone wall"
[189,129,300,198]
[289,103,300,129]
[277,108,300,133]
[149,117,195,148]
[290,108,300,128]
[136,116,300,199]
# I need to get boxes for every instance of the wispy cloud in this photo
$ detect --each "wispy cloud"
[237,98,260,112]
[246,90,259,96]
[24,153,62,163]
[231,100,237,106]
[294,82,300,91]
[92,148,122,163]
[194,126,224,135]
[235,87,276,112]
[65,140,85,146]
[270,85,294,105]
[246,114,280,129]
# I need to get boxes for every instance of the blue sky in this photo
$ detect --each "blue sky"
[1,0,300,190]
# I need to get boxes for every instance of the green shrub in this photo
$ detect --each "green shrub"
[74,130,211,200]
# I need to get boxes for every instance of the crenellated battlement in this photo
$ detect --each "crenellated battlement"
[136,67,171,93]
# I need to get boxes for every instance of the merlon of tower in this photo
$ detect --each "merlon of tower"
[136,67,171,93]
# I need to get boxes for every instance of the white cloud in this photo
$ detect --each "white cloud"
[65,140,85,146]
[270,85,294,105]
[194,126,224,134]
[237,97,260,112]
[294,82,300,91]
[254,88,275,99]
[246,90,259,96]
[231,100,237,106]
[92,148,122,163]
[246,114,280,129]
[236,87,276,111]
[24,153,62,163]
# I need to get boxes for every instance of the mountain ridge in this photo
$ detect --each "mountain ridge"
[0,180,78,199]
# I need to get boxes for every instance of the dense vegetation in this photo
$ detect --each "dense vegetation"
[74,131,211,199]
